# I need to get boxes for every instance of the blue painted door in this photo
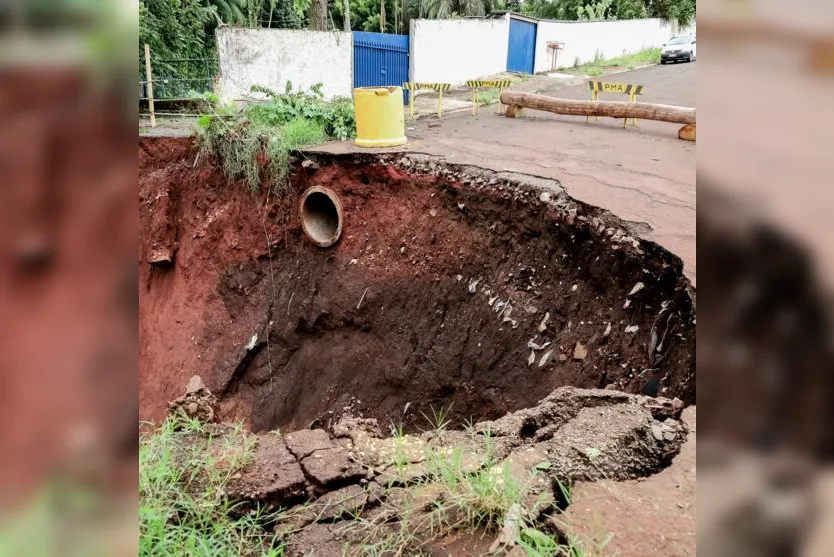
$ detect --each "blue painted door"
[506,18,537,74]
[353,32,410,103]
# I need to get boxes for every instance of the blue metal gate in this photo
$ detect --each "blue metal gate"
[506,18,537,74]
[353,31,410,103]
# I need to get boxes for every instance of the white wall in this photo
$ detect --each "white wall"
[216,28,353,102]
[534,19,674,73]
[410,18,510,85]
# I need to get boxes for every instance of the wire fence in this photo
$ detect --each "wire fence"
[140,56,218,103]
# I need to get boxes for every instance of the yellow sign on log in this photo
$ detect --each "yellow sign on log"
[587,81,645,127]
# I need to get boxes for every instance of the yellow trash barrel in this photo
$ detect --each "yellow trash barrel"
[353,86,407,148]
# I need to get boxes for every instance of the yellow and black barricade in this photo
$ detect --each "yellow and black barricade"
[402,82,451,118]
[587,81,645,127]
[466,80,512,115]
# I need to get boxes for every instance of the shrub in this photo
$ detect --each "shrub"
[197,83,356,194]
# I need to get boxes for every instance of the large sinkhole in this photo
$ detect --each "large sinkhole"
[139,138,695,434]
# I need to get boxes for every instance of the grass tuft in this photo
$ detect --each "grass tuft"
[475,90,499,106]
[280,118,325,151]
[421,405,452,435]
[139,414,283,557]
[564,47,662,77]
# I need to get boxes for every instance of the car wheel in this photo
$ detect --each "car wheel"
[687,52,693,62]
[660,60,666,65]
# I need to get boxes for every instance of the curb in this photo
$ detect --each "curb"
[581,61,659,79]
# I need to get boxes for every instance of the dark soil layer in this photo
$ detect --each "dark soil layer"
[139,137,695,432]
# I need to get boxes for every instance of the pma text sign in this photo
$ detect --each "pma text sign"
[588,81,644,95]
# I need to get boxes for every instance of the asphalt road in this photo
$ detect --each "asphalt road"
[546,62,696,108]
[314,62,698,283]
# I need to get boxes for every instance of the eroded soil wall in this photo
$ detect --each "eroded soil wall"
[139,137,695,432]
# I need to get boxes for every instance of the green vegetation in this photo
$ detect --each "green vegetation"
[197,82,355,193]
[521,0,695,26]
[138,410,610,556]
[475,90,500,106]
[139,0,219,99]
[139,0,692,102]
[345,420,586,556]
[417,0,503,18]
[563,47,661,77]
[421,404,453,434]
[139,414,283,557]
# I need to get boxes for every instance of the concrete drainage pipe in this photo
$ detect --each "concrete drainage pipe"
[299,186,343,247]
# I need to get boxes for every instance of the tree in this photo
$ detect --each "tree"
[343,0,351,29]
[140,0,218,99]
[308,0,327,28]
[522,0,693,24]
[521,0,584,20]
[576,0,612,19]
[140,0,215,61]
[419,0,502,18]
[611,0,647,19]
[645,0,695,27]
[207,0,248,24]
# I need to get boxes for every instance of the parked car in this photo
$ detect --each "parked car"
[660,35,696,64]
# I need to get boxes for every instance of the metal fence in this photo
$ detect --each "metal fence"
[139,56,218,103]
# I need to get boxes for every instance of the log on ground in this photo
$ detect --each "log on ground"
[501,91,696,125]
[678,124,696,142]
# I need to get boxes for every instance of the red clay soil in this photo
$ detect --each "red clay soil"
[562,406,696,557]
[139,137,695,432]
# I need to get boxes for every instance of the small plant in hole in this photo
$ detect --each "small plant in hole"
[388,422,411,485]
[420,404,452,435]
[554,476,573,511]
[518,526,614,557]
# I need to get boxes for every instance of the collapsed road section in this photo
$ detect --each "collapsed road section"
[139,137,695,434]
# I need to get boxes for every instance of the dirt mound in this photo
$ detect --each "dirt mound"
[139,137,695,432]
[167,375,218,422]
[173,385,688,556]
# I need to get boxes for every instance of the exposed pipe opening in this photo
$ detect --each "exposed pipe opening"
[299,186,343,247]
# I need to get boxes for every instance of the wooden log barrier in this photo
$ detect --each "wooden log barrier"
[501,91,696,125]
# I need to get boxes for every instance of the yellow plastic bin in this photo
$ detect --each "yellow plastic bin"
[353,86,407,148]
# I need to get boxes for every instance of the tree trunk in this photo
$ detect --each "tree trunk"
[678,124,696,142]
[500,92,696,124]
[380,0,386,32]
[343,0,351,31]
[308,0,327,30]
